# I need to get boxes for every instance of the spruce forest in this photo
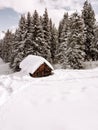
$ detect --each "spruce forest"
[0,0,98,71]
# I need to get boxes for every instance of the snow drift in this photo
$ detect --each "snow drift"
[0,58,98,130]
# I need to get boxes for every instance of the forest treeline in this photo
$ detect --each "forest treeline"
[0,0,98,71]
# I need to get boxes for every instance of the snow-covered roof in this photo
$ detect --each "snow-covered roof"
[20,55,54,74]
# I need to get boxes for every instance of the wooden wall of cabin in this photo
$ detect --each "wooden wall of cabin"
[30,63,52,77]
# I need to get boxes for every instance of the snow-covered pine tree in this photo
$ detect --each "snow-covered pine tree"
[10,30,23,71]
[95,23,98,57]
[64,12,85,69]
[10,15,27,71]
[49,19,58,63]
[24,10,47,58]
[82,0,98,61]
[12,15,26,56]
[56,13,69,66]
[19,15,27,41]
[0,40,3,58]
[42,9,51,62]
[23,12,33,56]
[25,12,32,39]
[95,23,98,39]
[39,16,43,25]
[58,13,69,44]
[29,10,42,55]
[2,30,14,62]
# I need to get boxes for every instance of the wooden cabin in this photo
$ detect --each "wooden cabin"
[20,55,54,78]
[29,62,52,77]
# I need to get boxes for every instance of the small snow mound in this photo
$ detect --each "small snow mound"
[20,55,54,74]
[0,58,13,75]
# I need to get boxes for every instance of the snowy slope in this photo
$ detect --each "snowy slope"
[0,58,98,130]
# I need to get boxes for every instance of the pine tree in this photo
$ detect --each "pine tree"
[42,9,51,62]
[19,15,27,41]
[56,13,69,65]
[2,30,14,62]
[0,40,3,58]
[49,19,58,63]
[58,13,69,44]
[95,24,98,58]
[25,12,32,39]
[95,23,98,40]
[23,12,33,56]
[64,12,85,69]
[10,15,27,71]
[10,29,25,71]
[24,10,46,57]
[82,0,98,61]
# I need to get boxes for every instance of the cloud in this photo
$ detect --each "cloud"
[0,0,35,13]
[0,0,98,27]
[0,0,97,13]
[0,8,19,31]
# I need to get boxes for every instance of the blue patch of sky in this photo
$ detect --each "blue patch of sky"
[0,8,20,31]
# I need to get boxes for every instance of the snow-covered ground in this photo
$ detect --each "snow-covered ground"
[0,58,98,130]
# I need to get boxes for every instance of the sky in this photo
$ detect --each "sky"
[0,0,98,38]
